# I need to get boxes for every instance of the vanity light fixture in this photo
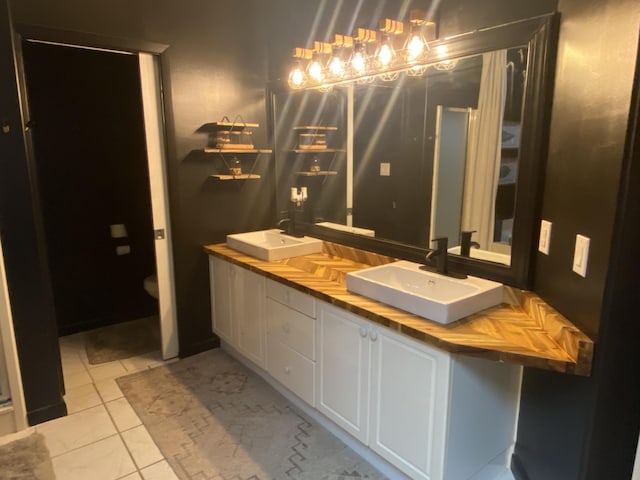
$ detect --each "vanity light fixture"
[432,44,458,71]
[327,35,351,79]
[405,10,433,76]
[286,10,438,89]
[376,19,403,81]
[288,48,313,89]
[306,42,332,84]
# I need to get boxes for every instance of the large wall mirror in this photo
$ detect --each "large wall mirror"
[270,15,558,288]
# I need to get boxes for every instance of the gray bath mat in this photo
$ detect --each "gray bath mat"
[117,349,386,479]
[0,432,56,480]
[85,315,160,364]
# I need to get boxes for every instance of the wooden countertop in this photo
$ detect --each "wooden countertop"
[204,242,594,376]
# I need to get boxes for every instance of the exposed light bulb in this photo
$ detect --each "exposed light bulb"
[405,24,428,64]
[327,47,345,78]
[407,34,425,61]
[350,41,368,75]
[288,61,306,89]
[306,53,325,83]
[376,34,396,68]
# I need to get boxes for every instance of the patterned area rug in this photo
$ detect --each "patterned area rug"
[0,432,56,480]
[85,315,160,364]
[117,349,386,480]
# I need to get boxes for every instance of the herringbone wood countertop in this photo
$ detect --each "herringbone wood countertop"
[204,242,594,376]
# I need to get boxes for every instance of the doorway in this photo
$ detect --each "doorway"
[18,38,178,367]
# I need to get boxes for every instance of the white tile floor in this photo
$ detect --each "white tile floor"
[1,331,518,480]
[38,331,178,480]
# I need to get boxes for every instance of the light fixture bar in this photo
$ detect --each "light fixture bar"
[286,10,441,90]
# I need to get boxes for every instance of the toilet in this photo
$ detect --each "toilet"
[144,274,159,299]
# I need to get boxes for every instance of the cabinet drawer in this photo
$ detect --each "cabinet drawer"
[266,298,315,360]
[267,338,315,406]
[266,279,316,318]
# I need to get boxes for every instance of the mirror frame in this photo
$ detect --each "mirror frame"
[267,14,559,288]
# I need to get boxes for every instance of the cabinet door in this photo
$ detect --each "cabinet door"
[369,327,451,480]
[235,268,266,367]
[209,256,234,344]
[316,302,370,443]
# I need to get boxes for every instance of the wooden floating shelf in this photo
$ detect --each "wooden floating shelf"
[204,148,272,154]
[294,171,338,176]
[291,149,345,154]
[210,174,261,180]
[198,122,260,132]
[293,125,338,131]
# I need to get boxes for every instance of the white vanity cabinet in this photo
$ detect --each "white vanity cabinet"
[316,302,371,443]
[317,301,520,480]
[209,256,266,367]
[209,256,520,480]
[265,279,316,405]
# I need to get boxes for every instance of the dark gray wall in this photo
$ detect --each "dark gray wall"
[514,0,640,479]
[10,0,275,358]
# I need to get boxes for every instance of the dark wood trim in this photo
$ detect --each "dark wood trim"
[26,401,67,426]
[14,24,168,54]
[179,337,220,359]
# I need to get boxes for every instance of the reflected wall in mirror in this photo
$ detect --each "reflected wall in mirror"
[273,89,347,226]
[271,15,558,287]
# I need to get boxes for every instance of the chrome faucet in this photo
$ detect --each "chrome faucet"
[422,236,467,279]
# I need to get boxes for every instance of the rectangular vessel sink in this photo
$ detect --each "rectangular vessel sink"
[226,229,323,261]
[346,261,503,324]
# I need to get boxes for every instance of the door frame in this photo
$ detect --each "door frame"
[13,25,179,359]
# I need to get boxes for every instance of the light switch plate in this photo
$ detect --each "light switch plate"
[538,220,552,255]
[573,234,590,277]
[380,163,391,176]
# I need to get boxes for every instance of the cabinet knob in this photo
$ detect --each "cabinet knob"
[284,366,291,375]
[282,323,290,334]
[359,326,368,338]
[369,330,378,342]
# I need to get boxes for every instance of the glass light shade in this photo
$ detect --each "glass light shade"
[306,53,325,83]
[288,61,307,89]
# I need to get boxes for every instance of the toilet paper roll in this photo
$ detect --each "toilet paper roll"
[110,224,128,238]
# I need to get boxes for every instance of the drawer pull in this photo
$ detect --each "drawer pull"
[369,330,378,342]
[284,366,291,375]
[359,326,368,338]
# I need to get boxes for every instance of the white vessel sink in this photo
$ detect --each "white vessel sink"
[346,260,503,324]
[226,229,323,261]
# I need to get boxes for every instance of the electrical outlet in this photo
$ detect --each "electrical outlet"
[380,163,391,176]
[572,234,590,277]
[538,220,552,255]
